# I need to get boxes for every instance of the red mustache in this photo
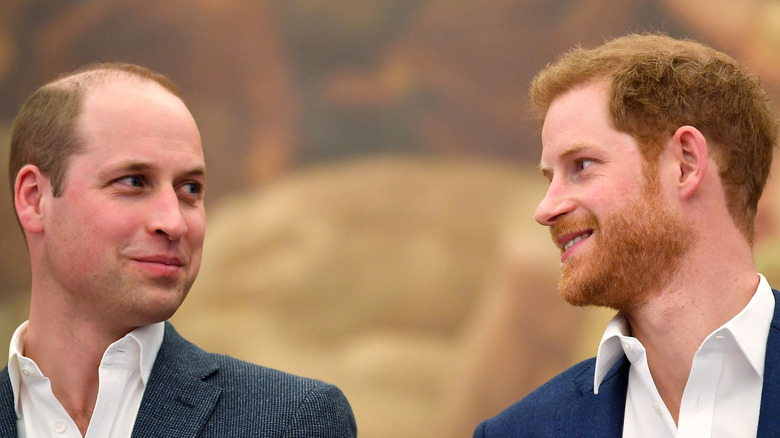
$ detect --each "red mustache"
[549,215,598,249]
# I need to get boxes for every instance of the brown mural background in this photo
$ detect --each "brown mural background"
[2,1,780,436]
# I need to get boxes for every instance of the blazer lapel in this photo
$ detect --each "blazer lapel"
[0,367,18,436]
[557,357,629,438]
[132,323,222,438]
[756,289,780,437]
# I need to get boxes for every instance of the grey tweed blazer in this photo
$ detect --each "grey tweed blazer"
[0,322,357,437]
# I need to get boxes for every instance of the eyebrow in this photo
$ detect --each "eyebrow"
[103,160,206,180]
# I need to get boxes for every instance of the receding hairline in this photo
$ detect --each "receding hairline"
[43,63,182,99]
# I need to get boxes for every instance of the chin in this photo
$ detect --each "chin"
[134,288,189,323]
[558,270,648,312]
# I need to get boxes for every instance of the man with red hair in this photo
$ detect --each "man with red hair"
[475,33,780,437]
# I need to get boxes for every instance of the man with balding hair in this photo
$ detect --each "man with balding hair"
[2,63,356,437]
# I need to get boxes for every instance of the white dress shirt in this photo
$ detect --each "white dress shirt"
[7,321,164,438]
[594,274,774,438]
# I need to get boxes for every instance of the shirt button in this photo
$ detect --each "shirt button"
[54,420,67,433]
[21,368,30,377]
[653,403,662,415]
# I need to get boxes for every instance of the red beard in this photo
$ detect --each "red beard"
[550,176,692,312]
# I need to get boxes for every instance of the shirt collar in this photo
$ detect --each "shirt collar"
[593,313,629,394]
[122,322,165,385]
[7,321,165,419]
[593,274,774,394]
[716,273,774,376]
[8,321,29,419]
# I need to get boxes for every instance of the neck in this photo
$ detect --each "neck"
[622,248,759,424]
[25,290,133,435]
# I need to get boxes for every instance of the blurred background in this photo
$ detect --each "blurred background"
[2,1,780,436]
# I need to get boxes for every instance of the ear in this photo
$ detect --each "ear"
[14,164,50,234]
[669,125,708,200]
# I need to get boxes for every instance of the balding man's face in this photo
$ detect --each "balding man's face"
[41,80,206,332]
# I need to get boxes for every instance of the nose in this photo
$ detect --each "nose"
[148,188,188,240]
[534,178,575,226]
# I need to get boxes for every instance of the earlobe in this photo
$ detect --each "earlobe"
[672,125,708,200]
[14,164,49,234]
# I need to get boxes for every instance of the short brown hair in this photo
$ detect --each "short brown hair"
[530,33,779,243]
[9,62,181,197]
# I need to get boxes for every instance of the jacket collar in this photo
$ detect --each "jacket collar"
[131,322,222,438]
[756,289,780,436]
[559,355,629,437]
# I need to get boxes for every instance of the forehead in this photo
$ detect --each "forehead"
[539,81,640,168]
[75,80,203,162]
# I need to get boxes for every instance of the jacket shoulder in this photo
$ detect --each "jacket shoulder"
[474,357,597,438]
[207,354,357,437]
[157,323,357,437]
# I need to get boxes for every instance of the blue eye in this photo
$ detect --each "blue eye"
[182,182,203,195]
[118,175,144,187]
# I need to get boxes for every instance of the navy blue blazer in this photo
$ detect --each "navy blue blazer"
[474,289,780,437]
[0,323,357,437]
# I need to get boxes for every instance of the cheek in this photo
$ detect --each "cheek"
[185,211,206,247]
[591,184,643,211]
[185,213,205,276]
[59,202,143,252]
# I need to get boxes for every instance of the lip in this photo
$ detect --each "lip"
[131,255,185,277]
[557,230,593,262]
[134,255,183,265]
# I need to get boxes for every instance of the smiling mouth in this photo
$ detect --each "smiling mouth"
[562,231,593,252]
